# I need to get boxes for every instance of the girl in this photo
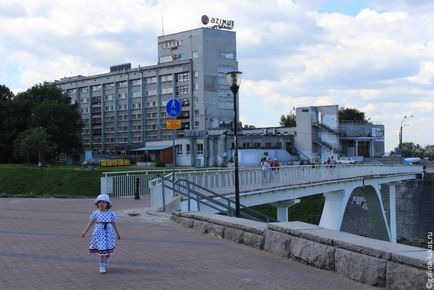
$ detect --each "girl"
[82,193,121,273]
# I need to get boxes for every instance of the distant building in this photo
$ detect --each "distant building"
[54,27,238,166]
[52,26,384,167]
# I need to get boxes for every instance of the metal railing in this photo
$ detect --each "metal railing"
[151,164,423,194]
[159,175,277,222]
[102,167,227,197]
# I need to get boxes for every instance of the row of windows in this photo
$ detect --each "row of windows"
[70,74,192,94]
[175,144,203,155]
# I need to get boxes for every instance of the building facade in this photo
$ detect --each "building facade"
[54,27,238,166]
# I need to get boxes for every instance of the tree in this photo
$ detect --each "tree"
[279,112,296,127]
[0,85,15,162]
[339,107,366,122]
[13,84,83,158]
[14,127,51,164]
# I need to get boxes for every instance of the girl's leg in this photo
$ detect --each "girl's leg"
[99,255,106,273]
[105,255,110,268]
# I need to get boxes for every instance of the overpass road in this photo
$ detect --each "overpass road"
[0,197,378,290]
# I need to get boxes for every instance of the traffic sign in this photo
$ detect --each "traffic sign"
[166,98,181,118]
[166,119,182,129]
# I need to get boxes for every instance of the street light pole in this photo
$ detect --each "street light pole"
[399,115,413,164]
[226,71,242,218]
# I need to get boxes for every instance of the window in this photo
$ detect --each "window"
[117,81,127,88]
[176,145,182,155]
[186,144,191,155]
[219,51,235,59]
[130,79,141,86]
[104,83,114,90]
[160,74,173,82]
[80,87,89,93]
[194,121,199,127]
[177,85,189,95]
[243,143,250,148]
[177,72,190,82]
[132,92,141,98]
[194,84,199,90]
[145,77,157,84]
[161,87,173,94]
[194,71,199,78]
[81,97,88,103]
[118,93,127,99]
[161,39,182,49]
[146,89,157,96]
[197,144,203,155]
[68,88,77,94]
[192,51,198,58]
[91,85,101,91]
[105,94,113,101]
[194,109,199,116]
[255,142,261,148]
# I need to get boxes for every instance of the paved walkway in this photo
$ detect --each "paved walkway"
[0,197,378,290]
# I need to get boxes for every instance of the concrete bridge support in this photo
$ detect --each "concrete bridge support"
[319,190,347,231]
[319,183,393,241]
[271,199,300,222]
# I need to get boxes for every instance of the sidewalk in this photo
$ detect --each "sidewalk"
[0,197,377,290]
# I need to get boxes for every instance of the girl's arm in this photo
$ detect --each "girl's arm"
[81,220,95,237]
[112,222,121,240]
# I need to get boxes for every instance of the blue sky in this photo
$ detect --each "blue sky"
[1,0,434,152]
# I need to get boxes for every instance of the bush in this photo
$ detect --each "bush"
[155,159,165,167]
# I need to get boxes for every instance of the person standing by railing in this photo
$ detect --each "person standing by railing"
[260,157,270,185]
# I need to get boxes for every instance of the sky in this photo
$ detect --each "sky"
[1,0,434,152]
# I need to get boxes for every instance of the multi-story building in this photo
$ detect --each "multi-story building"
[54,27,238,166]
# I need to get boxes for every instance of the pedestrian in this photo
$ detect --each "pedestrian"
[330,156,337,168]
[261,157,270,185]
[82,193,121,274]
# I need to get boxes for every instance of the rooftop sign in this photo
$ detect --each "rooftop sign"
[201,15,234,30]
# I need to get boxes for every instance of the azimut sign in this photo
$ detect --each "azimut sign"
[201,15,234,30]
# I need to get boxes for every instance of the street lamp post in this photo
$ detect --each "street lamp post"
[399,115,413,164]
[226,71,242,218]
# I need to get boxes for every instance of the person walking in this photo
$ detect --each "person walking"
[261,157,270,185]
[82,193,121,274]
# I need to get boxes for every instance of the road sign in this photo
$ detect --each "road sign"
[166,119,182,129]
[166,98,182,118]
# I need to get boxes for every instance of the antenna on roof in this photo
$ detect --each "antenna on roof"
[161,14,164,35]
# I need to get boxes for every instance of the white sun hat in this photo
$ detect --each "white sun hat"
[95,193,111,205]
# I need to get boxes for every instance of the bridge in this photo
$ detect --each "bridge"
[101,164,424,243]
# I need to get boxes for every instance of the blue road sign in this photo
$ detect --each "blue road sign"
[166,98,182,118]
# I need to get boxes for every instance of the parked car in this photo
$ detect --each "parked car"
[336,157,358,164]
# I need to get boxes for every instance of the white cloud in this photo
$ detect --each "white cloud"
[1,0,434,150]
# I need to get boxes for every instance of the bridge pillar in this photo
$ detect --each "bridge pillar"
[388,183,397,243]
[319,190,347,230]
[271,199,301,222]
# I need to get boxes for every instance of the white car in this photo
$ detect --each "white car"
[336,157,358,164]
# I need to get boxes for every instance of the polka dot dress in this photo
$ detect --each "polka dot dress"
[88,210,117,256]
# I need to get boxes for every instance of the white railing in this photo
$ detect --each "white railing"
[151,164,423,194]
[101,168,227,197]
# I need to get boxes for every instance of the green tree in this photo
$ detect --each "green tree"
[279,112,296,127]
[14,127,51,164]
[0,85,15,162]
[339,107,366,122]
[423,145,434,160]
[13,84,83,159]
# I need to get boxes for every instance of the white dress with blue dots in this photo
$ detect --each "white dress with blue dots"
[88,210,117,256]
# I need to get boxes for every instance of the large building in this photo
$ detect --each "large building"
[54,27,384,167]
[54,27,239,166]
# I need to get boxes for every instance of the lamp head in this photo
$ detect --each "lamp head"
[226,71,242,88]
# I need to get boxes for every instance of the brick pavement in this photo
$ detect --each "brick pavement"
[0,197,379,290]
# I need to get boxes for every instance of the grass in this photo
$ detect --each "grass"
[252,194,326,225]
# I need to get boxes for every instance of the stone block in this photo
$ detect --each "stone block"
[180,217,194,228]
[224,227,244,243]
[290,236,335,270]
[335,248,386,287]
[386,261,427,290]
[242,232,264,250]
[193,220,209,233]
[207,224,225,239]
[263,229,292,258]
